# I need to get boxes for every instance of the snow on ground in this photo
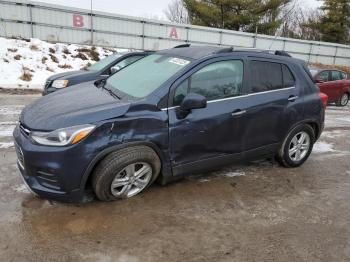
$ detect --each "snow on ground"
[313,141,335,153]
[0,37,127,90]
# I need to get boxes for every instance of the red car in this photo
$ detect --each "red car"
[310,68,350,106]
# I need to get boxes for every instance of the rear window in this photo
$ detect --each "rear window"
[282,65,295,88]
[302,63,319,92]
[249,61,282,93]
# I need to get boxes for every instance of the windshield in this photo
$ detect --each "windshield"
[88,54,122,71]
[106,54,191,98]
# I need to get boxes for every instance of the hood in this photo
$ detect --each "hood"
[47,70,96,81]
[20,82,131,131]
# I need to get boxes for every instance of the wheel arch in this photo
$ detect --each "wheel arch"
[284,120,322,143]
[80,141,170,192]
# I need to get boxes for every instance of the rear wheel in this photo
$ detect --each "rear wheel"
[337,93,349,107]
[277,125,315,168]
[92,146,161,201]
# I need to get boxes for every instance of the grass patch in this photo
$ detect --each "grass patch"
[14,54,22,60]
[42,56,48,64]
[72,52,88,60]
[62,47,71,55]
[49,54,59,63]
[46,66,54,72]
[58,63,72,69]
[19,68,33,81]
[29,44,39,51]
[7,48,18,52]
[89,47,100,61]
[81,62,92,70]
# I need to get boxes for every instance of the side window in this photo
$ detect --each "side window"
[173,79,189,106]
[318,71,329,82]
[282,64,295,88]
[331,71,342,81]
[249,61,282,93]
[341,72,348,79]
[173,60,243,106]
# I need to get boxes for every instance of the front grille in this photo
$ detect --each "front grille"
[14,143,25,170]
[36,170,61,190]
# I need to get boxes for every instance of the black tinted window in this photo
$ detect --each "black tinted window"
[332,71,342,81]
[319,71,329,82]
[173,60,243,105]
[249,61,282,93]
[282,65,295,88]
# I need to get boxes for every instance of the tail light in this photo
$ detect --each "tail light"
[319,92,328,109]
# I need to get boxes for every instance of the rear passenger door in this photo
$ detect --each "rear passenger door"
[240,59,301,153]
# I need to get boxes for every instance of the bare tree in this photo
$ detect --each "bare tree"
[278,0,322,40]
[164,0,189,24]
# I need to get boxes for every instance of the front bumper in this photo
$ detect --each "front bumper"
[13,125,95,202]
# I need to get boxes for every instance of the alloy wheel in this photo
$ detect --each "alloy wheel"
[288,131,310,162]
[110,162,152,198]
[340,94,349,106]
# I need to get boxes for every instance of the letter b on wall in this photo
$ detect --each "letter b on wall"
[73,14,84,27]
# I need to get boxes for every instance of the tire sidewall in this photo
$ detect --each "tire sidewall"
[340,93,349,106]
[280,125,315,167]
[93,147,161,201]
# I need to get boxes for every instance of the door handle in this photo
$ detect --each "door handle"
[231,109,246,116]
[288,95,298,102]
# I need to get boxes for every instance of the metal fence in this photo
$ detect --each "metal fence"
[1,0,350,66]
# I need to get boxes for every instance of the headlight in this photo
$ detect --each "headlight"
[30,124,95,146]
[52,80,69,89]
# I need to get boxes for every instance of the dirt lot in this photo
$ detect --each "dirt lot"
[0,94,350,262]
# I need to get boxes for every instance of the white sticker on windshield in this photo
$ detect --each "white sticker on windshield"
[169,57,190,66]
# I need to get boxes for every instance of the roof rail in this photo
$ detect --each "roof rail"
[274,50,292,57]
[173,44,191,48]
[214,47,234,54]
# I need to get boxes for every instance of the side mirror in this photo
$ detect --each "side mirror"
[177,93,207,118]
[110,65,121,74]
[315,79,324,84]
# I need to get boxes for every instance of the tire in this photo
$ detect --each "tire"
[336,93,349,107]
[92,146,161,201]
[276,124,315,168]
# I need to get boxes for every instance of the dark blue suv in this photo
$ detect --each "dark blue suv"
[13,46,326,202]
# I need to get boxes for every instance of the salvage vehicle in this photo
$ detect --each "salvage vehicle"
[42,51,152,95]
[14,46,327,202]
[310,67,350,106]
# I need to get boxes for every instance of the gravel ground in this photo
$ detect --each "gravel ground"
[0,94,349,262]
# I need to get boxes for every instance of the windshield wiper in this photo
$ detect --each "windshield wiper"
[95,79,121,100]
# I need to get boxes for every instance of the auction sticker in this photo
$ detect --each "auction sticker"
[169,57,190,66]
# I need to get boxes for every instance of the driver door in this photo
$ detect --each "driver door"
[167,58,247,176]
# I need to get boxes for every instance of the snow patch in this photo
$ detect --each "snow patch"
[12,184,30,193]
[0,37,129,90]
[0,124,16,137]
[0,105,24,115]
[0,142,14,149]
[313,141,335,153]
[223,171,245,178]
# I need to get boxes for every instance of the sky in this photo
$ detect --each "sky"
[34,0,323,20]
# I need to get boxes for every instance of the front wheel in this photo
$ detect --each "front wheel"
[92,146,161,201]
[337,93,349,107]
[277,125,315,168]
